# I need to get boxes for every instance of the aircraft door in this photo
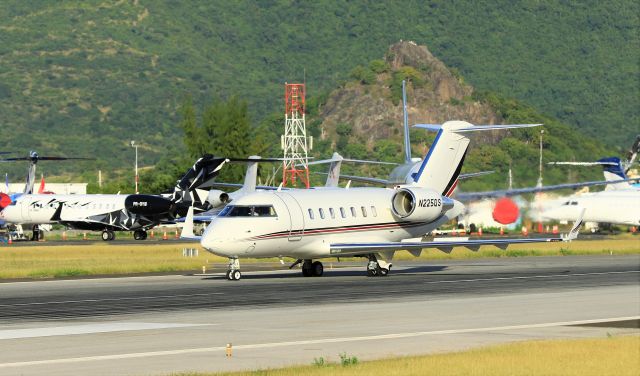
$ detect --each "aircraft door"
[276,193,305,241]
[20,198,32,222]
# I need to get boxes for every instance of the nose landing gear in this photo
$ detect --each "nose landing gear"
[226,258,242,280]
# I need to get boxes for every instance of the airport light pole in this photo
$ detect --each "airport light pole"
[131,140,139,194]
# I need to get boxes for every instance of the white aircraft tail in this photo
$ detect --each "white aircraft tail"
[411,122,541,195]
[241,156,260,192]
[549,157,632,191]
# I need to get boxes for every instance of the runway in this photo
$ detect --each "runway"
[0,255,638,375]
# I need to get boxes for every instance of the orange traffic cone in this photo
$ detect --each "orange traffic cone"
[62,231,67,241]
[162,231,168,240]
[175,230,179,239]
[8,236,12,244]
[150,230,154,239]
[552,225,559,234]
[478,227,483,236]
[522,226,529,236]
[499,227,504,236]
[83,232,87,240]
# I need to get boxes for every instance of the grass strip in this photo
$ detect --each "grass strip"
[0,238,638,279]
[172,335,640,376]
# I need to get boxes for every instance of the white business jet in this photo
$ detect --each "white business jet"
[184,121,582,280]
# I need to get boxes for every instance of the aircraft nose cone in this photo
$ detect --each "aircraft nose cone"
[0,193,11,210]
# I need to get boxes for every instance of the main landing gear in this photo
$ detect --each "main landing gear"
[133,229,148,240]
[30,225,43,241]
[226,258,242,281]
[101,230,116,241]
[366,255,391,277]
[301,259,324,277]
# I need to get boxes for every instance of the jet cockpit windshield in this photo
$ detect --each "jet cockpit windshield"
[219,205,277,217]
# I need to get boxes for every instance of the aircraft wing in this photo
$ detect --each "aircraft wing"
[457,177,640,200]
[330,210,583,257]
[331,236,563,256]
[206,182,281,191]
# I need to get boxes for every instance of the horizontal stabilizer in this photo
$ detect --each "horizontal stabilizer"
[414,123,542,132]
[459,171,494,180]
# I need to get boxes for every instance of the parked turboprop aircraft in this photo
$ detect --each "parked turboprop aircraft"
[0,154,229,241]
[184,121,582,280]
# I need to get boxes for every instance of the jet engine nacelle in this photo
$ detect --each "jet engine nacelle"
[391,187,452,222]
[206,189,230,208]
[125,194,173,215]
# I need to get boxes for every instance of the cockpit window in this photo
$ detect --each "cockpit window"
[219,205,277,217]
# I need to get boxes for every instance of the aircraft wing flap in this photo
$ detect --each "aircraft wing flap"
[330,237,564,256]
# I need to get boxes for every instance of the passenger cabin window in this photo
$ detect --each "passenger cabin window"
[329,208,336,219]
[340,207,346,218]
[308,208,315,219]
[219,205,277,217]
[319,208,325,219]
[350,207,357,217]
[361,206,367,217]
[371,206,377,217]
[571,201,578,206]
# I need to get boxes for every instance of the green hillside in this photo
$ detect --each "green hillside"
[0,1,636,184]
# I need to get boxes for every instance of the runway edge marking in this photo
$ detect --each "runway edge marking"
[1,316,638,368]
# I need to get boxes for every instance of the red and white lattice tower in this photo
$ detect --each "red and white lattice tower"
[281,83,310,188]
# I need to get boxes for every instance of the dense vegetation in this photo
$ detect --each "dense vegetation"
[0,1,636,190]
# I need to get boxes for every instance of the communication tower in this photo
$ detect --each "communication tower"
[281,83,311,188]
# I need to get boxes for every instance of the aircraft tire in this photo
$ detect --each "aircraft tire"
[231,270,241,280]
[367,268,377,277]
[311,261,324,277]
[109,231,116,241]
[302,260,313,277]
[133,230,146,241]
[101,231,110,241]
[379,267,389,276]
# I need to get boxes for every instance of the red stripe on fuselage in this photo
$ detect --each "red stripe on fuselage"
[249,221,426,240]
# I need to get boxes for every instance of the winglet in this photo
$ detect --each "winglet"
[563,208,585,242]
[181,206,199,239]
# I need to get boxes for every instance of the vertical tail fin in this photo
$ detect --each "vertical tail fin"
[599,157,630,191]
[325,152,343,187]
[241,156,260,192]
[402,80,412,164]
[412,122,541,195]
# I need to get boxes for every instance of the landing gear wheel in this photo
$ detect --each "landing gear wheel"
[311,261,324,277]
[102,230,115,241]
[367,268,377,277]
[133,230,147,241]
[379,267,389,277]
[227,270,241,280]
[225,270,231,280]
[302,260,313,277]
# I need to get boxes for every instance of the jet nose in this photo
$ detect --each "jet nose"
[0,193,11,211]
